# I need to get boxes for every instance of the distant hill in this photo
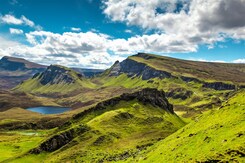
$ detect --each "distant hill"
[0,56,46,71]
[0,56,46,89]
[72,68,104,77]
[0,56,104,90]
[14,64,96,95]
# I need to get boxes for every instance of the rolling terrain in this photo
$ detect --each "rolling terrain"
[0,53,244,162]
[4,88,186,162]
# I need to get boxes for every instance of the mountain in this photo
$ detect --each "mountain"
[0,56,105,90]
[107,53,245,87]
[14,64,96,95]
[0,56,46,89]
[10,88,186,162]
[14,53,245,116]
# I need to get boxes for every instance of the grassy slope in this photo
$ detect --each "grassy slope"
[11,100,185,162]
[130,53,245,84]
[0,130,52,162]
[130,89,245,162]
[96,74,230,118]
[13,65,97,94]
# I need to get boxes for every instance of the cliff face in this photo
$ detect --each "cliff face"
[74,88,174,120]
[34,65,83,85]
[109,58,172,80]
[107,54,239,91]
[203,82,236,90]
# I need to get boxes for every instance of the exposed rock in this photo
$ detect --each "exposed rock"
[109,58,172,80]
[203,82,236,90]
[73,88,174,120]
[30,125,89,154]
[166,88,193,100]
[180,76,201,83]
[34,65,82,85]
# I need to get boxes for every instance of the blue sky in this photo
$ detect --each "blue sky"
[0,0,245,68]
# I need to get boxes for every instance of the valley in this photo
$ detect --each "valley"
[0,53,244,162]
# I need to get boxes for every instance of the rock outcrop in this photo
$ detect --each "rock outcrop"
[73,88,174,120]
[166,88,193,100]
[34,65,82,85]
[109,58,172,80]
[30,125,89,154]
[203,82,236,90]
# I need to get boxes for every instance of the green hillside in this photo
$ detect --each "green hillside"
[6,89,186,162]
[14,64,96,95]
[130,53,245,84]
[131,89,245,162]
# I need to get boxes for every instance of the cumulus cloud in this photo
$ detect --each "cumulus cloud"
[0,14,41,29]
[1,0,245,68]
[9,28,23,34]
[103,0,245,46]
[1,29,198,68]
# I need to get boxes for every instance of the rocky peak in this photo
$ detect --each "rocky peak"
[35,65,82,85]
[108,57,172,80]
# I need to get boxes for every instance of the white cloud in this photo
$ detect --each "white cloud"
[1,0,245,68]
[233,59,245,63]
[0,30,198,68]
[9,28,24,34]
[71,27,81,32]
[0,14,41,29]
[1,14,23,25]
[103,0,245,48]
[125,29,132,33]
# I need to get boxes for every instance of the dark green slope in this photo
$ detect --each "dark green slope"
[10,89,185,162]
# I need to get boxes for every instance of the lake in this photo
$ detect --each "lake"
[26,106,71,114]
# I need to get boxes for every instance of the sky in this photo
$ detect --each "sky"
[0,0,245,69]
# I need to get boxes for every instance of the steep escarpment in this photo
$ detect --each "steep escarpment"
[34,65,83,85]
[31,125,90,154]
[130,53,245,84]
[13,64,96,95]
[105,53,243,90]
[203,82,236,90]
[108,58,172,80]
[73,88,174,120]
